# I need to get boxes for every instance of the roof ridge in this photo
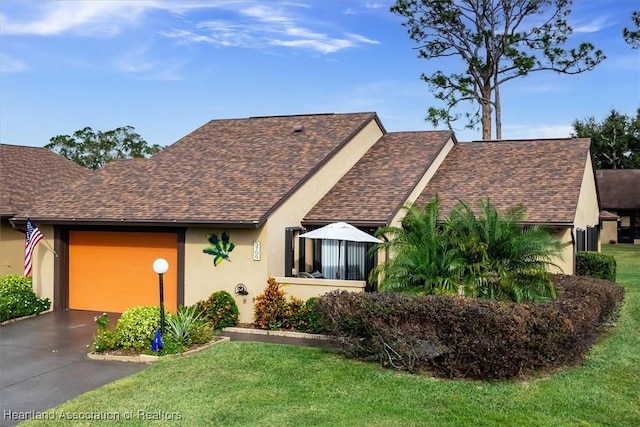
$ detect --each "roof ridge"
[0,143,48,150]
[463,137,587,143]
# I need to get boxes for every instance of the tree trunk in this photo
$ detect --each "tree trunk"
[481,83,492,140]
[494,68,502,140]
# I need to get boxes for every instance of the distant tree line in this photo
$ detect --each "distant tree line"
[572,109,640,170]
[46,126,163,170]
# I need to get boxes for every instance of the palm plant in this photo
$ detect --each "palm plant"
[445,198,564,302]
[373,196,564,302]
[371,196,465,294]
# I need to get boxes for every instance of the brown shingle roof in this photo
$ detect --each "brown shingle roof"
[415,138,593,225]
[303,131,453,226]
[596,169,640,210]
[25,113,380,225]
[0,144,90,217]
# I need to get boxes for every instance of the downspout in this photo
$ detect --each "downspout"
[570,227,576,275]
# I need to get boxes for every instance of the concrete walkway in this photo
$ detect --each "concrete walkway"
[222,329,336,348]
[0,311,147,427]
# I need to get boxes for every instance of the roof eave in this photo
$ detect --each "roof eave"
[520,221,575,228]
[301,219,386,229]
[10,217,265,229]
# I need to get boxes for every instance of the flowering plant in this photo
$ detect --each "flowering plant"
[94,312,109,329]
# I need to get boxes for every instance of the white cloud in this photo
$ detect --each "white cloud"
[161,3,380,54]
[0,54,27,72]
[345,33,379,45]
[241,5,290,23]
[0,1,236,37]
[365,2,386,9]
[572,17,611,33]
[162,29,219,45]
[114,46,184,81]
[0,1,150,36]
[2,1,379,54]
[270,38,354,54]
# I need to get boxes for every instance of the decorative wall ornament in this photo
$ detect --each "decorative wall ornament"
[203,231,235,266]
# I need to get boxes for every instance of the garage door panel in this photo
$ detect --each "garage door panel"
[69,231,177,313]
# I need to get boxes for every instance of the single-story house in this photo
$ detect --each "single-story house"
[596,169,640,244]
[0,144,90,277]
[9,113,600,323]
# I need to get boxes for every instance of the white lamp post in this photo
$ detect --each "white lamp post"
[153,258,169,335]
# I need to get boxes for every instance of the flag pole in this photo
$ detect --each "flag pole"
[41,237,58,257]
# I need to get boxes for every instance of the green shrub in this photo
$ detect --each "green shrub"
[297,297,324,334]
[156,334,186,356]
[576,252,617,282]
[0,275,51,322]
[188,321,214,345]
[115,306,161,351]
[254,277,290,330]
[252,279,327,333]
[91,313,118,353]
[194,291,239,329]
[282,296,306,330]
[317,275,624,379]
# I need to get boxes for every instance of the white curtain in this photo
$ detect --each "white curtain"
[320,240,366,280]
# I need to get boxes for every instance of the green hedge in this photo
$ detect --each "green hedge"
[317,275,624,379]
[0,275,50,322]
[576,252,617,282]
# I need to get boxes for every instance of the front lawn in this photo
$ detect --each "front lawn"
[20,244,640,426]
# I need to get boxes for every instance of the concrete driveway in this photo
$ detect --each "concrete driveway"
[0,310,148,427]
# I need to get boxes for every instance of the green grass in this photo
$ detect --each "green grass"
[21,245,640,426]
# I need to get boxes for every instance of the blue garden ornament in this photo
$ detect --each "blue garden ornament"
[151,329,163,352]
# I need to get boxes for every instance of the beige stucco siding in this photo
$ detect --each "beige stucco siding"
[573,154,601,250]
[274,277,365,300]
[184,227,267,323]
[601,219,618,244]
[550,227,574,275]
[0,221,25,277]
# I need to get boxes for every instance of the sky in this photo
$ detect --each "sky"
[1,0,638,148]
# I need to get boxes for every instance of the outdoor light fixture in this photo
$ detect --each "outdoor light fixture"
[235,283,249,303]
[153,258,169,335]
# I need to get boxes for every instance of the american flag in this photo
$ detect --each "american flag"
[24,218,44,277]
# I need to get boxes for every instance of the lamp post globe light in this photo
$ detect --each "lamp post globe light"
[153,258,169,335]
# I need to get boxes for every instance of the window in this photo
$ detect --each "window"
[314,240,370,280]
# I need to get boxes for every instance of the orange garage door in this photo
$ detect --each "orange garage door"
[69,231,178,313]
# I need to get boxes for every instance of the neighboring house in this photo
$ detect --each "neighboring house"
[12,113,600,323]
[0,144,90,279]
[596,169,640,244]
